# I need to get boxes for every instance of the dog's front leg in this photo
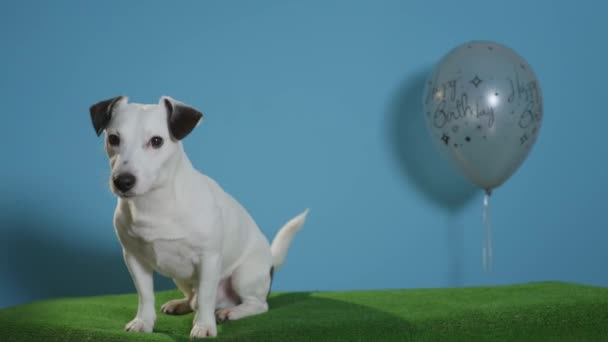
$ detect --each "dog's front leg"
[123,251,156,333]
[190,252,221,339]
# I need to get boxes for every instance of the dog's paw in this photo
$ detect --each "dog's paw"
[190,323,217,339]
[215,308,234,322]
[161,298,193,315]
[124,317,154,333]
[216,304,266,322]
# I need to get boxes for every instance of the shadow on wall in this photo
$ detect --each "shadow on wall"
[386,67,478,212]
[0,200,174,308]
[386,67,479,286]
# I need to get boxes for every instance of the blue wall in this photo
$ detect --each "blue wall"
[1,0,606,308]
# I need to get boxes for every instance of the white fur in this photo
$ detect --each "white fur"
[100,97,307,338]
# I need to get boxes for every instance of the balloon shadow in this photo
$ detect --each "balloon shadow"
[386,67,479,286]
[386,67,478,211]
[0,199,174,309]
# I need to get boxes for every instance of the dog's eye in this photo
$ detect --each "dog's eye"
[108,134,120,147]
[150,136,164,149]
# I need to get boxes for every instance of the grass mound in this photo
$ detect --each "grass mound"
[1,282,607,341]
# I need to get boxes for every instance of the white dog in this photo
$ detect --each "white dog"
[90,96,307,339]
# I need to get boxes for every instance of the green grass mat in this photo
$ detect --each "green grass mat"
[1,282,607,341]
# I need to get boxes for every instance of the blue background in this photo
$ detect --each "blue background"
[1,0,606,309]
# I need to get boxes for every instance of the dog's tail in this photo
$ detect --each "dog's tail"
[270,209,309,271]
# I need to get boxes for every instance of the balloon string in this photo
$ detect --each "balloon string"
[482,190,493,272]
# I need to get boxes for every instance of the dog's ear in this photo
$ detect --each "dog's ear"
[89,96,126,136]
[162,96,203,140]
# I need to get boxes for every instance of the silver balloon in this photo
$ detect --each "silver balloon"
[423,41,542,192]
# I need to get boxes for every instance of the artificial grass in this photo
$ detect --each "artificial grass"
[0,282,607,341]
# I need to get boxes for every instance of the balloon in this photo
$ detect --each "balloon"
[422,41,542,192]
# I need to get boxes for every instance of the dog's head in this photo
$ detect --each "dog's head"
[90,96,203,198]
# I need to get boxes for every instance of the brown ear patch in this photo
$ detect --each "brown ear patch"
[90,96,124,136]
[164,98,203,140]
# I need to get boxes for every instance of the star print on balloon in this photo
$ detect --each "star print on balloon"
[441,133,450,145]
[470,76,483,88]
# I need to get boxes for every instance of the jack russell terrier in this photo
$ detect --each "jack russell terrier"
[90,96,308,339]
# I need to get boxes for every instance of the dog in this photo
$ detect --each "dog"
[89,96,307,339]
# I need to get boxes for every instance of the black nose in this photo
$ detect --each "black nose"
[113,173,136,192]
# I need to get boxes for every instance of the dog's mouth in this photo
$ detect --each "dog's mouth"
[114,190,136,199]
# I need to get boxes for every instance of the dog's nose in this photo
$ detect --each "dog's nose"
[113,173,136,192]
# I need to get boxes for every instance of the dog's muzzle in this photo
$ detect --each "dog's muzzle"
[113,173,136,193]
